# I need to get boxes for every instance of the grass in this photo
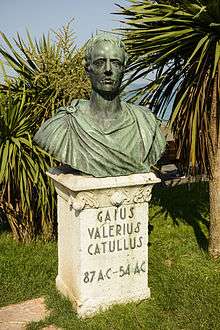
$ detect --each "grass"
[1,182,220,329]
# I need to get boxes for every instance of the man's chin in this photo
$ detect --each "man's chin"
[95,87,120,98]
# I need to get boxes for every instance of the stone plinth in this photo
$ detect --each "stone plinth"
[47,168,160,318]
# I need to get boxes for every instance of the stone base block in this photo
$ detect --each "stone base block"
[56,275,150,318]
[47,168,160,318]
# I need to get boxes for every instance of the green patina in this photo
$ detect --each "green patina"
[34,33,166,177]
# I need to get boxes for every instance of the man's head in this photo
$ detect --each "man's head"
[84,33,128,95]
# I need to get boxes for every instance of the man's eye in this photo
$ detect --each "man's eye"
[112,60,122,67]
[94,60,105,67]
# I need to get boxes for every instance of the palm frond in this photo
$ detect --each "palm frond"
[116,0,220,175]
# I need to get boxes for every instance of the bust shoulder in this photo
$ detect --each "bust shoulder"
[56,99,89,115]
[70,99,90,107]
[124,101,148,111]
[123,101,158,125]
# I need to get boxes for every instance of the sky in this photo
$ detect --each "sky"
[1,0,127,46]
[0,0,172,119]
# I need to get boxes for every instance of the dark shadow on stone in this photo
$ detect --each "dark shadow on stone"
[148,223,154,235]
[148,224,154,247]
[48,165,91,177]
[150,181,209,251]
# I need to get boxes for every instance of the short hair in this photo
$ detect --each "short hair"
[84,32,128,67]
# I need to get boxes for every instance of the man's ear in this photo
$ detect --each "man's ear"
[82,59,91,74]
[82,59,88,73]
[85,66,90,74]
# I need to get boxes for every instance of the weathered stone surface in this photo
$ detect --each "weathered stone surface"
[48,170,160,317]
[0,298,49,329]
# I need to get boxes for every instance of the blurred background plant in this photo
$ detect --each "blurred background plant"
[0,20,91,242]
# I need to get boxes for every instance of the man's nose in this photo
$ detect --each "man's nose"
[105,60,112,74]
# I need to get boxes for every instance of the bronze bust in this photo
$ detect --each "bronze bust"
[34,33,166,177]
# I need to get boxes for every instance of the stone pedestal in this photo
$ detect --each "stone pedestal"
[47,168,160,318]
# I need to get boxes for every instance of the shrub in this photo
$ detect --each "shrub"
[0,20,91,241]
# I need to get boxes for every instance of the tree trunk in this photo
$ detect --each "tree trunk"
[209,150,220,259]
[208,73,220,259]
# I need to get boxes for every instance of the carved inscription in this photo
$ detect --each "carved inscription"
[86,205,144,256]
[82,203,148,285]
[83,260,146,284]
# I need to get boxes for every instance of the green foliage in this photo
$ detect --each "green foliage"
[116,0,220,175]
[0,21,91,241]
[0,89,56,241]
[0,20,91,119]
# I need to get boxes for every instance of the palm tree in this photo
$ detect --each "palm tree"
[0,21,91,241]
[0,20,91,121]
[0,88,56,241]
[116,0,220,258]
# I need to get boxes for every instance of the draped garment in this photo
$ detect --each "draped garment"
[34,100,166,177]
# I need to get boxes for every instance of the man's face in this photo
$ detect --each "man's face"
[87,42,125,95]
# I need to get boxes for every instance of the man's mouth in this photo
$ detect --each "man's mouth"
[101,79,114,85]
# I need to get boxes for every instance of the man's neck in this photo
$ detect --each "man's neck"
[89,91,122,121]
